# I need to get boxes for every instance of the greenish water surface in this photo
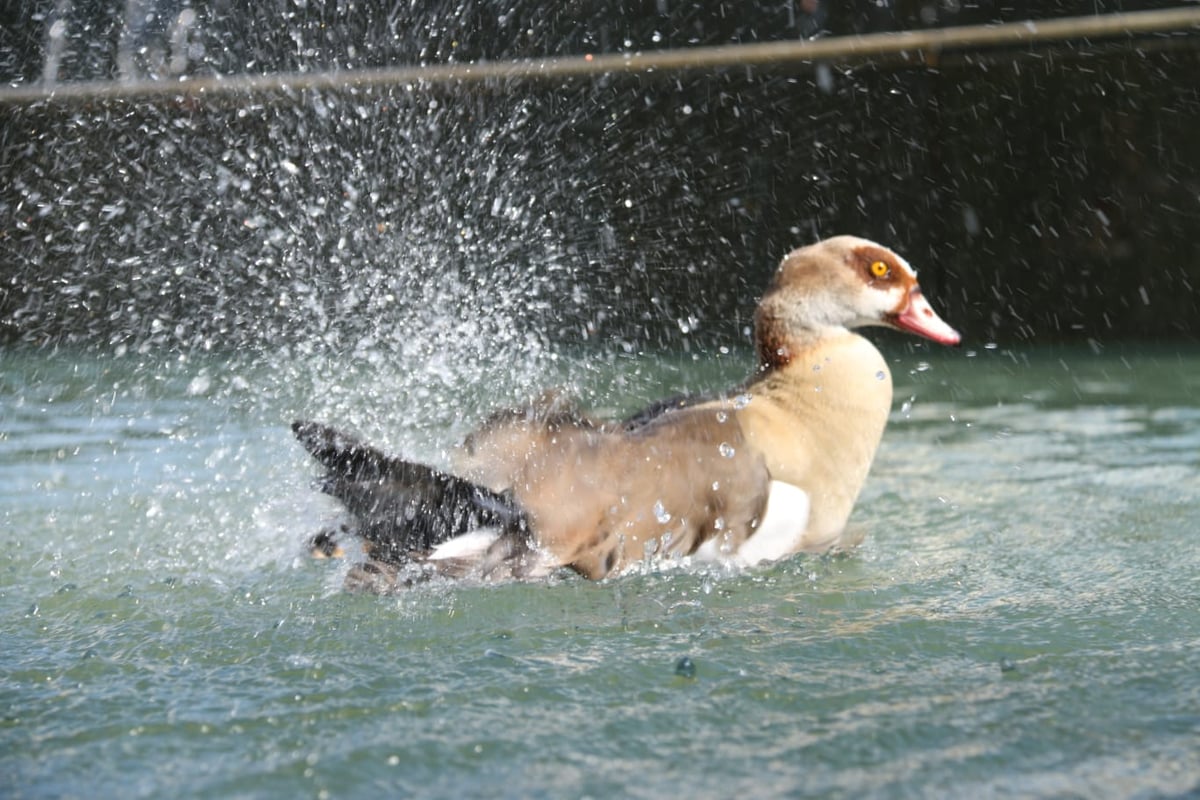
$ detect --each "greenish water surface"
[2,342,1199,798]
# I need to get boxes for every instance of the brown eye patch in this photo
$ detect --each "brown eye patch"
[852,245,901,285]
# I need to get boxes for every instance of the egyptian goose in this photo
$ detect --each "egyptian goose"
[293,235,960,589]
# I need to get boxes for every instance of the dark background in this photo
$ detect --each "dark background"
[2,1,1198,352]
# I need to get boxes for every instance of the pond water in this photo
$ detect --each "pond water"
[3,341,1199,798]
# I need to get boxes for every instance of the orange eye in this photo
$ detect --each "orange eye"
[870,260,890,278]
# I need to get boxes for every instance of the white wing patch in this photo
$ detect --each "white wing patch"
[734,481,811,566]
[427,528,502,562]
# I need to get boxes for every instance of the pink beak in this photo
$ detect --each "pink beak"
[891,289,962,346]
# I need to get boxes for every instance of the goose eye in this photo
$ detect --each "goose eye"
[870,260,890,278]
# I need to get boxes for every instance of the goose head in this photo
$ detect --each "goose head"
[754,235,961,368]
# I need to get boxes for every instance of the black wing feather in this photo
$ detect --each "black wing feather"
[291,421,528,565]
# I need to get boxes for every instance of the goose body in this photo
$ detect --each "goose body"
[294,236,960,589]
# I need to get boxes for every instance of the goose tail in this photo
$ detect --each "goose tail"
[291,421,541,589]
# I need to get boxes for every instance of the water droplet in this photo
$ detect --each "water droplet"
[715,410,727,423]
[713,516,725,531]
[653,501,672,524]
[674,656,696,678]
[875,370,886,381]
[718,442,735,458]
[914,361,932,373]
[733,393,752,410]
[186,374,212,396]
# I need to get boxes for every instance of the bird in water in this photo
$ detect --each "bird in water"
[293,236,961,591]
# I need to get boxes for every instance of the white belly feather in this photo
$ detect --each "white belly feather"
[694,480,812,567]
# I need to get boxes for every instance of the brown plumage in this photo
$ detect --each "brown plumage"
[294,235,960,591]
